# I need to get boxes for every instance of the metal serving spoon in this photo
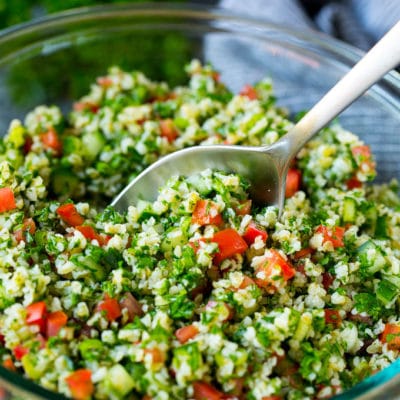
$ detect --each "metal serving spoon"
[112,21,400,213]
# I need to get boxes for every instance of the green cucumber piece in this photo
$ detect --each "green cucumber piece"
[106,364,135,397]
[51,167,80,196]
[343,197,357,223]
[82,131,105,160]
[357,240,386,275]
[376,279,398,305]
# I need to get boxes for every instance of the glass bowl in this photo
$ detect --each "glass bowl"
[0,3,399,399]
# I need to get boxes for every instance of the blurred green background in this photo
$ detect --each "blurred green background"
[0,0,186,28]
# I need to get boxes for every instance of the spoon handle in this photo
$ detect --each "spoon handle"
[282,20,400,158]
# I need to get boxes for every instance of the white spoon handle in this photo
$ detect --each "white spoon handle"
[285,20,400,155]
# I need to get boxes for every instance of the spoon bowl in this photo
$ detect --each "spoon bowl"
[112,21,400,213]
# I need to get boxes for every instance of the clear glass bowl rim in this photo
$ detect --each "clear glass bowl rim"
[0,3,399,399]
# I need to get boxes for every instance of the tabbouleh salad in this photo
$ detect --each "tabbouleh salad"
[0,60,400,400]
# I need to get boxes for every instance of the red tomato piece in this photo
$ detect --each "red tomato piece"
[346,176,363,189]
[193,381,224,400]
[192,199,222,226]
[212,229,248,264]
[40,128,62,155]
[254,249,295,291]
[234,199,252,216]
[13,345,28,360]
[23,136,33,154]
[243,221,268,245]
[380,323,400,350]
[73,101,99,114]
[96,76,113,87]
[293,247,313,260]
[322,272,335,291]
[26,301,47,333]
[316,225,345,248]
[239,84,258,100]
[144,348,165,364]
[56,203,85,227]
[239,275,256,290]
[97,297,121,322]
[159,119,179,143]
[324,309,342,328]
[2,357,16,372]
[46,311,68,338]
[119,292,143,322]
[14,218,36,243]
[75,225,106,245]
[351,145,371,158]
[285,168,302,198]
[65,369,94,400]
[175,324,199,344]
[0,187,17,213]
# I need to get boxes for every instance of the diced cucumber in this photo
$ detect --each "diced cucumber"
[357,240,387,275]
[363,205,378,233]
[106,364,135,397]
[51,167,80,196]
[82,131,105,160]
[384,274,400,289]
[375,215,388,238]
[79,339,104,361]
[21,353,45,380]
[376,279,398,305]
[62,136,82,156]
[161,227,187,252]
[343,197,357,223]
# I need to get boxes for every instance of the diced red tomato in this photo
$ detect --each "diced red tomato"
[346,176,363,189]
[228,378,244,397]
[26,301,47,334]
[211,229,248,265]
[175,324,199,344]
[46,311,68,337]
[351,145,371,158]
[322,272,335,291]
[2,357,16,372]
[285,168,302,198]
[159,119,179,143]
[193,381,224,400]
[243,221,268,245]
[56,203,85,227]
[293,247,313,260]
[351,145,375,172]
[23,136,33,154]
[0,187,17,213]
[96,76,113,87]
[234,199,252,216]
[380,323,400,350]
[192,200,223,226]
[97,297,121,322]
[316,225,345,248]
[65,369,94,400]
[144,348,165,364]
[239,275,256,290]
[75,225,106,246]
[324,309,342,328]
[35,333,47,349]
[73,101,99,114]
[13,345,28,360]
[14,218,36,243]
[254,249,296,291]
[119,292,143,321]
[40,128,62,155]
[239,84,258,100]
